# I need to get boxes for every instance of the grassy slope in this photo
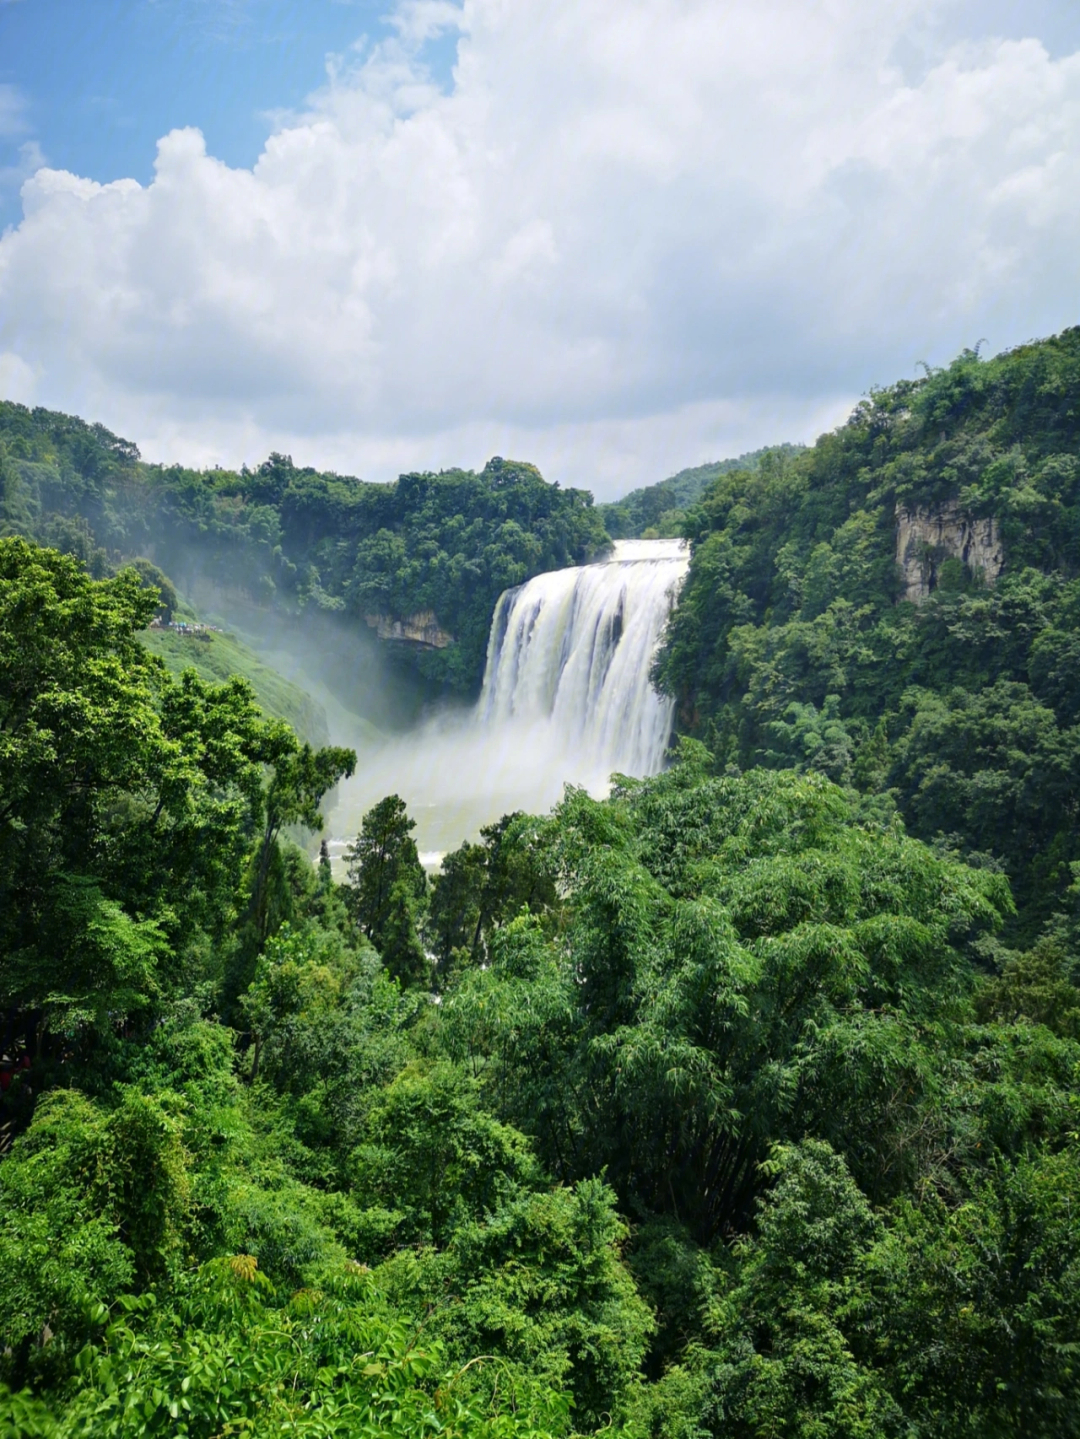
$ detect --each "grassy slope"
[139,626,332,748]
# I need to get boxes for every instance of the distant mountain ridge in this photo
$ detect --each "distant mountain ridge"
[599,443,807,538]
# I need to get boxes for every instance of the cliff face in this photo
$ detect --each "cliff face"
[364,611,455,649]
[895,503,1002,602]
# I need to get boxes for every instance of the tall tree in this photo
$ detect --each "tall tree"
[344,794,429,986]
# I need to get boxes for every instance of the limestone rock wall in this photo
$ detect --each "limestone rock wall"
[895,502,1002,602]
[364,610,455,649]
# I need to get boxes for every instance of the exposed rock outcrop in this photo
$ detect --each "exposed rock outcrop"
[895,503,1002,602]
[364,611,455,649]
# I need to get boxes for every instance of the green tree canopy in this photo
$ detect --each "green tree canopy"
[344,795,429,987]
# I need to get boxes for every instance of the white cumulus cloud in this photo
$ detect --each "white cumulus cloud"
[0,0,1078,495]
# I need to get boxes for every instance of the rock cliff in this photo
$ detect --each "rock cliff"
[895,503,1002,602]
[364,611,455,649]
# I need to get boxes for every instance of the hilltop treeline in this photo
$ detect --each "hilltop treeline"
[0,412,607,694]
[659,329,1080,942]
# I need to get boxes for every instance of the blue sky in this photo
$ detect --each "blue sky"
[0,1,459,224]
[0,1,1078,495]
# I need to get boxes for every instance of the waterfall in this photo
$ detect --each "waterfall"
[479,538,689,778]
[334,538,689,863]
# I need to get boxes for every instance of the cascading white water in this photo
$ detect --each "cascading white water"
[333,538,689,862]
[479,538,689,778]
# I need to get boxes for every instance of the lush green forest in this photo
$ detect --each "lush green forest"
[0,408,607,695]
[4,330,1080,1436]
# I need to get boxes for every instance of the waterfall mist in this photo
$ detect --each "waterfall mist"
[331,539,689,862]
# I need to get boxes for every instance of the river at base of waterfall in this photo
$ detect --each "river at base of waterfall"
[328,538,689,870]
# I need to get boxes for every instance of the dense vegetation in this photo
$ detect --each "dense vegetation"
[0,409,608,695]
[658,330,1080,943]
[3,328,1080,1435]
[599,446,805,539]
[2,535,1080,1437]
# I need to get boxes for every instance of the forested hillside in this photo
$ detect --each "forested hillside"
[0,409,607,694]
[659,329,1080,943]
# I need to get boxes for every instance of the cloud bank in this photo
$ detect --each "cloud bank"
[0,0,1078,496]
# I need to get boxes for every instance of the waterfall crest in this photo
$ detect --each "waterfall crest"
[479,538,689,777]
